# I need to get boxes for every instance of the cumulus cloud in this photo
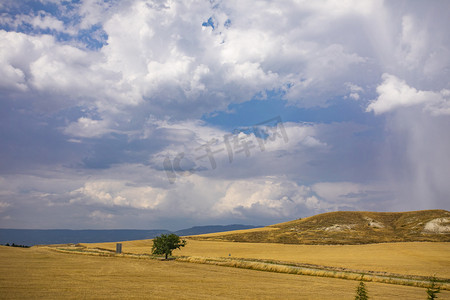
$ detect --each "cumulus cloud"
[0,30,117,110]
[0,10,69,34]
[64,117,113,138]
[71,180,166,209]
[147,118,327,184]
[367,74,450,115]
[2,0,446,130]
[345,82,363,100]
[213,177,323,219]
[68,172,329,225]
[0,0,379,125]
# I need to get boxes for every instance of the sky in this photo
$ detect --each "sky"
[0,0,449,230]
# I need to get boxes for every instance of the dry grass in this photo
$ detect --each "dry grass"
[175,256,449,290]
[81,239,450,278]
[191,210,450,244]
[192,226,280,238]
[80,238,151,255]
[48,244,450,289]
[1,245,448,299]
[175,240,450,278]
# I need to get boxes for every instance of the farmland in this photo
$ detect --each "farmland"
[1,209,449,299]
[81,239,450,278]
[1,245,449,299]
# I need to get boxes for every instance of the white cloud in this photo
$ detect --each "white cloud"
[0,62,27,91]
[366,74,450,115]
[213,177,324,218]
[0,0,376,121]
[2,0,446,132]
[147,118,326,179]
[0,163,330,228]
[0,201,11,213]
[30,12,66,32]
[345,82,363,100]
[0,11,72,34]
[75,0,122,30]
[0,30,37,92]
[71,180,166,209]
[89,210,114,220]
[63,117,112,138]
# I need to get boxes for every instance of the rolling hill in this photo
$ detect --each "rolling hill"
[189,209,450,245]
[173,224,261,236]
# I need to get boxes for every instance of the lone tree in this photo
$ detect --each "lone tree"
[151,233,186,260]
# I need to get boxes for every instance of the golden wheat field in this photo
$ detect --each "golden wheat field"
[1,245,448,300]
[83,239,450,278]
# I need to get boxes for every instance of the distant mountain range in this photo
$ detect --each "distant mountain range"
[192,210,450,245]
[0,224,260,246]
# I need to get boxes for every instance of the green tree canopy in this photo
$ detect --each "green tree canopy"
[426,276,441,300]
[355,279,369,300]
[151,234,186,260]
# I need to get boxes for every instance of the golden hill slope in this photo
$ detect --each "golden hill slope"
[190,210,450,244]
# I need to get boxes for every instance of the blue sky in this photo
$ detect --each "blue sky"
[0,0,449,230]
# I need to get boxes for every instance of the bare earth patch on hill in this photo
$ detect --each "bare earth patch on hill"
[424,218,450,233]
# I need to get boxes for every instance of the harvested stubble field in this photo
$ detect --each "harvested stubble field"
[83,239,450,279]
[1,245,448,299]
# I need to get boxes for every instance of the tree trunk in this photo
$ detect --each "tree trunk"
[165,252,168,260]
